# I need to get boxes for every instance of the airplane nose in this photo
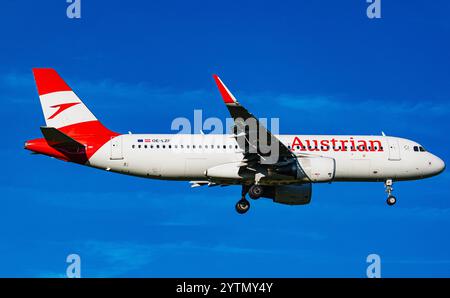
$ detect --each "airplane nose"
[434,156,445,175]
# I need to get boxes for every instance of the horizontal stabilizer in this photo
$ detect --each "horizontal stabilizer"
[40,126,85,152]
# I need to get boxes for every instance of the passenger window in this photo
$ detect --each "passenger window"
[144,145,147,149]
[156,145,160,148]
[138,145,141,149]
[132,145,135,149]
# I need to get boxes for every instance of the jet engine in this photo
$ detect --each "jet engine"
[297,156,335,182]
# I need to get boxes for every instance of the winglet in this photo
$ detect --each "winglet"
[213,75,239,105]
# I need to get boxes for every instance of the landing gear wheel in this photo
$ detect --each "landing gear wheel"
[384,179,396,206]
[387,195,396,206]
[249,185,264,199]
[235,199,250,214]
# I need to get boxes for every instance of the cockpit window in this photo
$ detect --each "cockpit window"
[414,145,426,152]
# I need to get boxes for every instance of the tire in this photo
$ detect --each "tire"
[387,196,396,206]
[235,199,250,214]
[249,185,264,199]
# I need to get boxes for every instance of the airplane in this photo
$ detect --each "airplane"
[24,68,446,214]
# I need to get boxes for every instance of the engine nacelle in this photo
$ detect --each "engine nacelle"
[261,184,312,205]
[271,161,299,178]
[297,157,335,182]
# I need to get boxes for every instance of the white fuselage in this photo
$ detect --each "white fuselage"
[87,134,445,184]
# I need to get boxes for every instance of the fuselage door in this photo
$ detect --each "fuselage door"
[387,138,401,161]
[110,136,123,160]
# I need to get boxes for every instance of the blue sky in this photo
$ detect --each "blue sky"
[1,0,449,277]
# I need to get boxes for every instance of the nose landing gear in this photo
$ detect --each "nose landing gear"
[387,195,397,206]
[385,179,396,206]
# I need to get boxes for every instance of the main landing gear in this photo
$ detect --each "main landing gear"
[385,179,397,206]
[235,199,250,214]
[248,184,264,199]
[235,185,251,214]
[235,185,265,214]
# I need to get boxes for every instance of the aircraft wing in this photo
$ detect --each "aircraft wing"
[213,75,302,175]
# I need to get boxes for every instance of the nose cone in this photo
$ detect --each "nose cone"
[435,156,446,175]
